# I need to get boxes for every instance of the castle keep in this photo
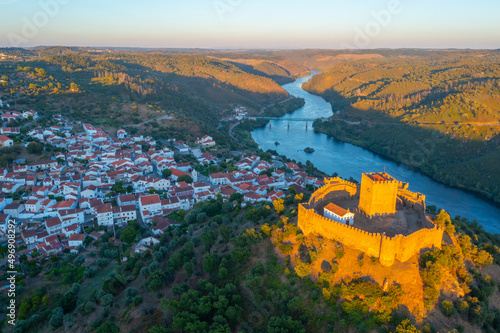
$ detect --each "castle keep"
[359,172,399,218]
[298,173,443,266]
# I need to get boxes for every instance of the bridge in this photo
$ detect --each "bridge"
[248,117,321,122]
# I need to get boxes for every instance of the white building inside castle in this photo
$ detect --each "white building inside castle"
[324,203,354,226]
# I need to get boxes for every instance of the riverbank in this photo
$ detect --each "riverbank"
[312,118,500,206]
[312,118,500,209]
[250,73,500,234]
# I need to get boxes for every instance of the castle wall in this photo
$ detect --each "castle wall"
[298,204,444,267]
[309,178,358,206]
[396,226,444,263]
[299,205,381,258]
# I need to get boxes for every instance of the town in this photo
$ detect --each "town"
[0,109,324,261]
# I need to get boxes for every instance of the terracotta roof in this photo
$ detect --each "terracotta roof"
[45,217,62,228]
[22,229,36,238]
[366,172,394,182]
[118,194,136,203]
[95,203,112,214]
[69,234,86,242]
[324,203,350,217]
[139,194,160,206]
[113,204,136,213]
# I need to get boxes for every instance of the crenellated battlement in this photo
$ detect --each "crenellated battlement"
[298,174,444,267]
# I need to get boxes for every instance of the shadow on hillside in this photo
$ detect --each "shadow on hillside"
[309,88,500,203]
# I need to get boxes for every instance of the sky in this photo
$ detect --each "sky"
[0,0,499,49]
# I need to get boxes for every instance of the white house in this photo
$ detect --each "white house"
[45,216,63,234]
[138,194,161,221]
[21,230,38,245]
[116,128,127,139]
[62,223,81,237]
[112,205,137,225]
[95,203,113,226]
[324,203,354,226]
[4,203,24,218]
[68,233,86,248]
[25,199,41,213]
[195,135,216,147]
[0,135,13,147]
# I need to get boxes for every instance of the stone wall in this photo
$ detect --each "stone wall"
[298,204,444,266]
[359,173,399,217]
[298,205,382,258]
[309,177,358,205]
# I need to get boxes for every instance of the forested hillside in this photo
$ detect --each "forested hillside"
[0,47,299,145]
[302,50,500,203]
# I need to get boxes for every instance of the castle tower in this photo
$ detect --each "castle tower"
[359,172,399,218]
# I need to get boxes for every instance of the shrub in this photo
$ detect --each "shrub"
[63,314,75,329]
[96,258,109,267]
[334,246,345,259]
[440,300,456,316]
[49,307,64,329]
[101,294,113,307]
[321,260,332,272]
[83,301,95,314]
[279,243,293,254]
[294,261,312,279]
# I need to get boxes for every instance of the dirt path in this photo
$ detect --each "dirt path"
[125,114,173,127]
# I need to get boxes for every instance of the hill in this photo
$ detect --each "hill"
[0,47,299,146]
[301,50,500,203]
[11,189,500,333]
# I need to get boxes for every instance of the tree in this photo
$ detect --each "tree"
[49,307,64,329]
[27,142,43,155]
[267,316,305,333]
[222,201,233,214]
[36,68,46,78]
[273,198,284,214]
[203,254,218,273]
[69,82,79,92]
[219,225,233,243]
[201,230,218,253]
[177,175,193,183]
[60,291,78,313]
[96,322,120,333]
[147,270,167,291]
[394,319,420,333]
[230,247,250,263]
[294,261,311,279]
[162,168,172,178]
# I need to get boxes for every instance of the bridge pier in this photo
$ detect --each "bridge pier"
[306,121,308,130]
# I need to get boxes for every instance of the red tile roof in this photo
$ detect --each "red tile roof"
[139,194,160,206]
[324,203,350,217]
[69,234,86,242]
[45,217,62,228]
[95,203,112,214]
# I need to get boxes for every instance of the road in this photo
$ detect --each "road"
[228,121,241,139]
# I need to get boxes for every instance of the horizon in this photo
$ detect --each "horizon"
[3,46,500,51]
[1,0,499,49]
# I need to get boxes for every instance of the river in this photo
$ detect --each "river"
[251,73,500,234]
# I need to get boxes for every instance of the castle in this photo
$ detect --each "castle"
[298,173,444,266]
